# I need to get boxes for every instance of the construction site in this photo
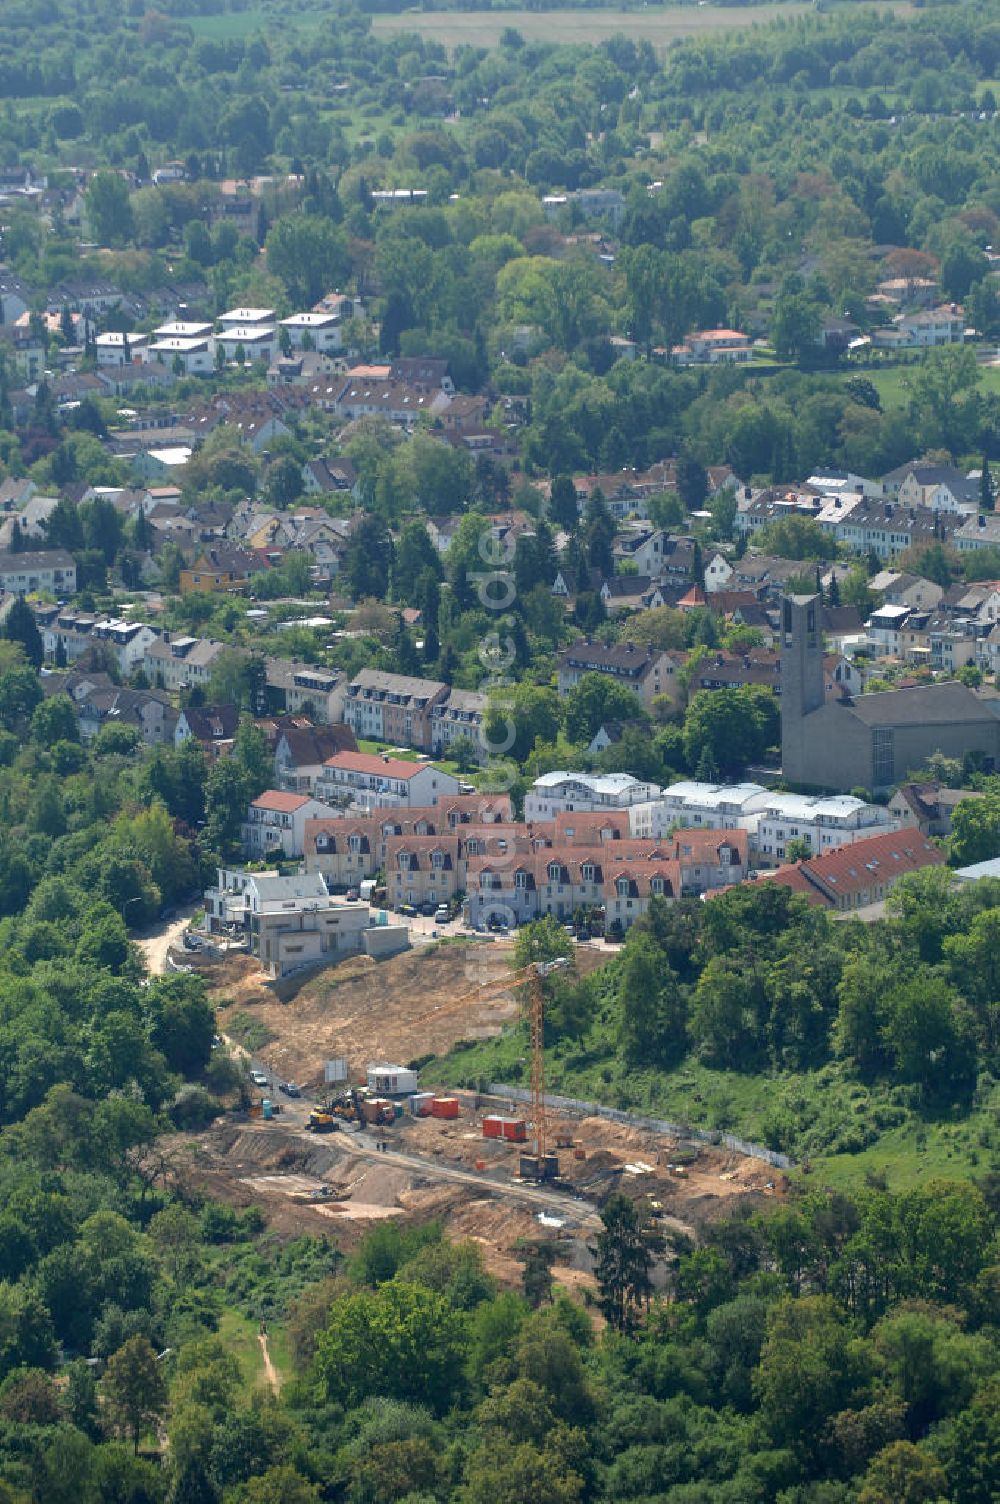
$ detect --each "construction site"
[166,937,788,1298]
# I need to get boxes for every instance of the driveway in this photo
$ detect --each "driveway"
[135,907,199,976]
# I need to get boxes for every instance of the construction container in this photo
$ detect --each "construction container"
[431,1097,460,1120]
[261,1099,273,1121]
[502,1118,527,1143]
[367,1065,419,1097]
[482,1116,504,1139]
[393,1101,404,1120]
[409,1092,435,1117]
[360,1097,394,1126]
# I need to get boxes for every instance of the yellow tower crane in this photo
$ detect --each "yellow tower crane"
[407,955,570,1179]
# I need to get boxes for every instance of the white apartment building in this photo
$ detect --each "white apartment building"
[752,793,899,865]
[315,752,460,812]
[629,780,898,865]
[630,781,769,840]
[240,791,337,860]
[523,771,661,823]
[215,325,278,364]
[148,336,214,374]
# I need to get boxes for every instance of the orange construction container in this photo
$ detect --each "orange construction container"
[431,1097,460,1120]
[482,1116,503,1139]
[502,1118,527,1143]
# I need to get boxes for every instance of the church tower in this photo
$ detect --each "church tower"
[781,594,825,784]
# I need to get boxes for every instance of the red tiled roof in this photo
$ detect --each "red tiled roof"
[755,828,944,907]
[252,790,311,813]
[323,751,423,779]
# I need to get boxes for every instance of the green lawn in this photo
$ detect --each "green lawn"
[866,360,1000,410]
[216,1309,291,1394]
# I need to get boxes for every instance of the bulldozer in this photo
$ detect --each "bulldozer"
[306,1108,337,1133]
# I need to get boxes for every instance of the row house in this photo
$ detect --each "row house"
[143,634,229,693]
[264,658,345,725]
[386,833,463,910]
[241,791,336,860]
[343,669,449,750]
[329,376,449,426]
[0,548,76,596]
[752,793,899,865]
[314,751,460,812]
[467,845,686,932]
[954,514,1000,553]
[430,688,487,754]
[303,793,513,887]
[831,501,956,561]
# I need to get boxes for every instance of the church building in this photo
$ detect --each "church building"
[780,594,1000,793]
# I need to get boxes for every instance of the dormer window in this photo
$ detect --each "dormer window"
[651,876,664,895]
[548,862,562,883]
[582,863,596,883]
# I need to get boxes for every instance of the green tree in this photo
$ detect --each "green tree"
[617,931,688,1067]
[2,598,43,668]
[950,791,1000,867]
[563,672,645,745]
[85,171,135,246]
[590,1193,657,1335]
[858,1441,949,1504]
[103,1337,167,1453]
[265,214,349,306]
[30,693,78,746]
[313,1281,465,1414]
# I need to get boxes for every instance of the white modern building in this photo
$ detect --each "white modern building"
[94,331,150,366]
[215,325,278,364]
[279,311,343,352]
[203,868,386,979]
[630,781,769,839]
[629,780,898,865]
[148,335,214,374]
[752,793,899,865]
[523,771,661,822]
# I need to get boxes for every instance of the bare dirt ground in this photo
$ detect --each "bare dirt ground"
[210,943,528,1090]
[177,943,784,1302]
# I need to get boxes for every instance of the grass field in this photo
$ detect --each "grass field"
[184,0,912,42]
[868,358,1000,410]
[372,0,912,51]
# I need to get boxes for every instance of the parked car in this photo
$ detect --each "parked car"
[419,902,436,917]
[281,1081,302,1098]
[182,931,203,951]
[434,905,450,924]
[345,888,359,901]
[250,1070,269,1088]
